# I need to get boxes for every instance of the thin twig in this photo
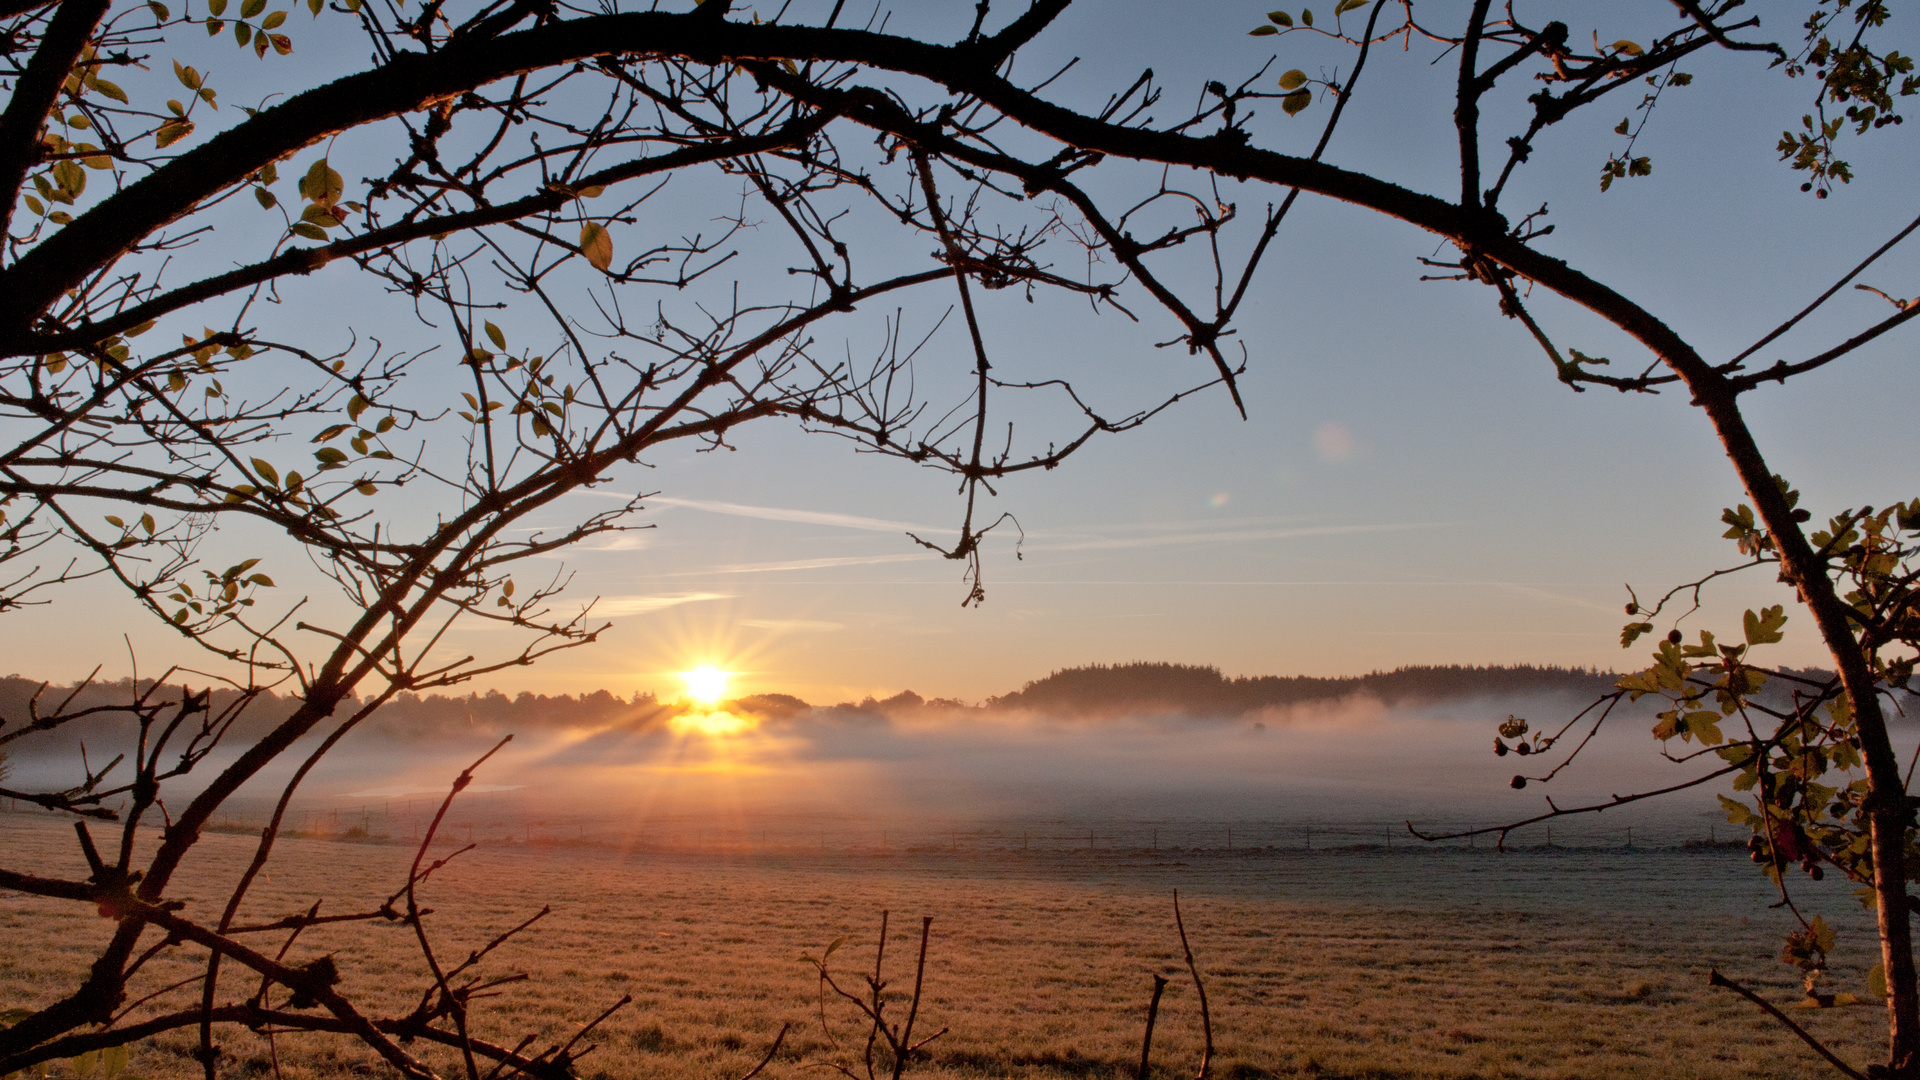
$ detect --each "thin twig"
[1138,974,1169,1080]
[1171,892,1211,1080]
[1707,968,1867,1080]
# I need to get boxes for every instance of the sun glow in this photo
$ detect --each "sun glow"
[668,710,756,738]
[679,665,732,706]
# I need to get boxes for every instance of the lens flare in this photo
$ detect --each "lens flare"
[679,665,732,706]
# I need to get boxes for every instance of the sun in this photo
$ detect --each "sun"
[679,665,732,706]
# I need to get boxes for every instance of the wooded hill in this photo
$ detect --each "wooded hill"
[1,661,1789,748]
[978,662,1622,718]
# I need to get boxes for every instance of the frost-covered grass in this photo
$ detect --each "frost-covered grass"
[0,813,1890,1080]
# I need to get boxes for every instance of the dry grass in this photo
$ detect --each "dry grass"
[0,813,1892,1080]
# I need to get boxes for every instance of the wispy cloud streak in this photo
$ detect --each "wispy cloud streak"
[1025,521,1449,553]
[593,592,732,615]
[589,492,951,535]
[669,553,934,576]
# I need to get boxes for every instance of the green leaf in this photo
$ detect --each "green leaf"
[484,321,506,349]
[1678,710,1724,746]
[354,481,377,495]
[104,515,125,528]
[299,157,342,204]
[148,1,170,17]
[1744,605,1787,646]
[580,222,613,270]
[91,79,128,103]
[102,1046,128,1079]
[208,0,227,14]
[241,0,265,17]
[248,573,274,587]
[55,160,86,195]
[1281,88,1312,116]
[1267,10,1292,25]
[1871,964,1888,999]
[254,185,277,208]
[1278,69,1307,91]
[250,458,279,486]
[1811,914,1835,952]
[289,222,327,240]
[233,19,251,44]
[1335,0,1367,14]
[348,395,369,420]
[1301,8,1312,26]
[1248,24,1277,35]
[261,10,285,27]
[314,447,348,464]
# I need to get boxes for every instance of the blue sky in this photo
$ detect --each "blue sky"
[8,1,1917,704]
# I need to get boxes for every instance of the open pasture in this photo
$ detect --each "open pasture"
[0,813,1889,1080]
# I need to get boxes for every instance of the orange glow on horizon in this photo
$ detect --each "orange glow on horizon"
[668,709,757,738]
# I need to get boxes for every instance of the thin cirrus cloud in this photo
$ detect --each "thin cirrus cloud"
[591,591,731,616]
[605,493,953,535]
[1025,520,1448,553]
[739,618,846,633]
[664,522,1449,575]
[669,552,935,576]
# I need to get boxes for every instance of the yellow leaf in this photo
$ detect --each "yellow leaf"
[580,222,613,271]
[155,119,194,148]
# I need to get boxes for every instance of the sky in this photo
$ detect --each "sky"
[7,0,1919,705]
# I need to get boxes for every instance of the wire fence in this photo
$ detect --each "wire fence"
[16,790,1736,855]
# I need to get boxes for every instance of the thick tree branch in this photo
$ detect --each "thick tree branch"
[0,0,114,241]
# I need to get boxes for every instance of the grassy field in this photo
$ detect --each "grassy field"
[0,812,1893,1080]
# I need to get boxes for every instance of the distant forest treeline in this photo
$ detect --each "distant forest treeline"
[0,677,670,750]
[0,662,1650,751]
[981,662,1623,717]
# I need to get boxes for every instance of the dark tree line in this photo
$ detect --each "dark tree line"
[986,662,1621,717]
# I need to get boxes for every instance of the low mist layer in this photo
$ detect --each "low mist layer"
[3,663,1822,849]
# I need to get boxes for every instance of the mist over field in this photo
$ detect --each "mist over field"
[7,664,1855,847]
